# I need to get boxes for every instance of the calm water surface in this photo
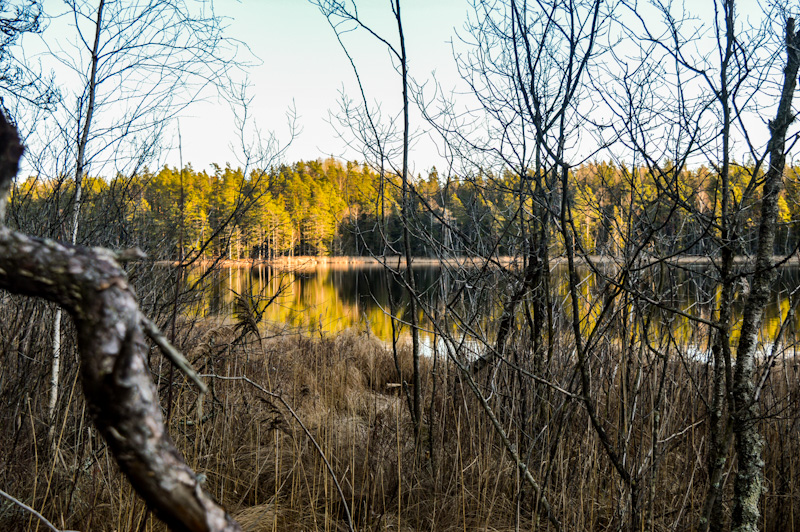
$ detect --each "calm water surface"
[186,263,800,359]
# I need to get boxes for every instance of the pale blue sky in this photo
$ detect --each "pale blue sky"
[177,0,470,174]
[16,0,786,177]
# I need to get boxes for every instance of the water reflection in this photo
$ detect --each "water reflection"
[189,265,443,342]
[185,263,800,358]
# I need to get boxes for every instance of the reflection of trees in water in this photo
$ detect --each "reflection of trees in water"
[332,266,441,308]
[188,264,800,348]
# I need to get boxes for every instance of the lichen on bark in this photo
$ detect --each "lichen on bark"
[0,113,241,532]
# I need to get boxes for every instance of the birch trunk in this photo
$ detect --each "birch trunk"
[48,0,104,445]
[730,17,800,532]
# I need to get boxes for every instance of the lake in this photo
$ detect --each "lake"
[185,261,800,360]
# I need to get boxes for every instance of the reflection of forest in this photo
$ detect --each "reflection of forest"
[186,265,444,341]
[186,264,800,356]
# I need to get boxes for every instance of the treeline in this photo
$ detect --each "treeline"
[11,157,800,259]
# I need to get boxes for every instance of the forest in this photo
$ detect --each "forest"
[12,158,800,260]
[2,1,800,532]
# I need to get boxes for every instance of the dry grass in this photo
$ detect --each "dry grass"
[1,305,799,531]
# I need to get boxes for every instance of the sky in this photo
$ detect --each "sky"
[174,0,470,175]
[13,0,788,178]
[136,0,788,176]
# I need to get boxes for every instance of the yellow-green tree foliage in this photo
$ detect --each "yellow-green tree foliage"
[11,158,799,259]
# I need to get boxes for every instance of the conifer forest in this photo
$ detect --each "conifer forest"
[2,1,800,531]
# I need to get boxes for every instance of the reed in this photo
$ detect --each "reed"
[0,302,799,531]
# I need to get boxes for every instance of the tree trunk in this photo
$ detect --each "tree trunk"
[393,0,422,443]
[48,0,105,448]
[730,18,800,532]
[0,115,241,532]
[702,4,737,526]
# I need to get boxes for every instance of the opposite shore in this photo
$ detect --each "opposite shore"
[161,253,800,270]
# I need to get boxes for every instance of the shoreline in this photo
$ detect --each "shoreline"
[162,253,800,270]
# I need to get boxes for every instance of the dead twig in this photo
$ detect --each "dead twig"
[141,315,208,394]
[199,373,355,532]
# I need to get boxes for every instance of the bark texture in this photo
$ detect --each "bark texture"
[730,18,800,532]
[0,115,241,532]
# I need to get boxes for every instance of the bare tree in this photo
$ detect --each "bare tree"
[0,112,242,531]
[418,0,800,529]
[728,17,800,532]
[612,3,800,529]
[421,0,608,525]
[311,0,424,442]
[0,0,56,117]
[9,0,244,449]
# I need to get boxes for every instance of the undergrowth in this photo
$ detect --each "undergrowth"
[1,309,799,531]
